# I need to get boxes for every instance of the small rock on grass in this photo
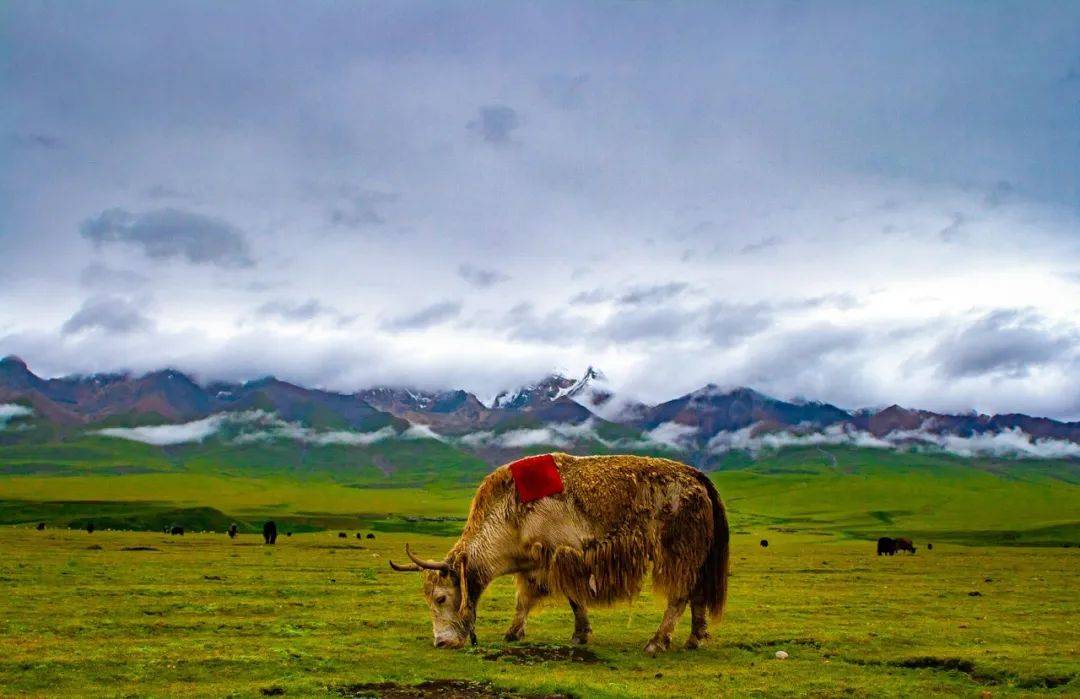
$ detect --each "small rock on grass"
[775,650,789,660]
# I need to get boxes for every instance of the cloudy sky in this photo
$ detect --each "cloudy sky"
[2,1,1079,419]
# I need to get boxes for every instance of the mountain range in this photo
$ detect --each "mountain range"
[1,355,1078,464]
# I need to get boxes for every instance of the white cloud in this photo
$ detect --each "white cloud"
[95,410,399,447]
[706,422,1080,460]
[0,403,34,428]
[95,414,226,446]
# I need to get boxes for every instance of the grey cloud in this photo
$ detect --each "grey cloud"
[617,283,688,306]
[740,236,782,255]
[79,264,149,292]
[467,105,520,145]
[939,212,967,242]
[382,301,462,331]
[328,188,397,229]
[255,299,354,325]
[505,303,589,343]
[600,307,694,344]
[932,309,1075,379]
[702,302,774,347]
[62,296,152,336]
[81,208,254,268]
[569,288,611,305]
[458,263,509,288]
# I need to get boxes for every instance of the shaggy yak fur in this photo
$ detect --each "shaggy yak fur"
[390,453,730,656]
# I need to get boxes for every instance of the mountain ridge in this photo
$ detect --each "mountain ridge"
[2,355,1078,448]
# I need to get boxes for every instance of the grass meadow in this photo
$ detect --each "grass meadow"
[1,445,1078,696]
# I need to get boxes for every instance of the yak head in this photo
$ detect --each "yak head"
[390,544,476,648]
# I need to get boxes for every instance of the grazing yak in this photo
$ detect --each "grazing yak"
[894,537,916,554]
[366,533,375,540]
[169,525,184,536]
[36,522,45,531]
[228,523,238,539]
[263,521,278,545]
[390,453,729,656]
[877,537,896,555]
[760,539,769,548]
[85,522,95,534]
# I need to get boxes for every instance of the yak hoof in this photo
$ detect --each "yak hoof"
[685,635,701,650]
[570,630,591,645]
[504,628,525,642]
[644,637,669,657]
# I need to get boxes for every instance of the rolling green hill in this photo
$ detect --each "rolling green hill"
[1,437,1076,546]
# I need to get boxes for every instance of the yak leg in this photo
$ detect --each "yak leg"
[644,596,688,656]
[505,575,546,642]
[568,598,592,645]
[684,600,710,650]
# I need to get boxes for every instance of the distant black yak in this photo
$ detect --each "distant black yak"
[876,537,896,555]
[926,542,933,550]
[894,537,916,554]
[338,532,347,539]
[86,522,95,534]
[169,525,184,536]
[759,539,769,548]
[366,533,375,540]
[263,521,278,545]
[36,522,45,531]
[228,523,238,539]
[355,532,363,540]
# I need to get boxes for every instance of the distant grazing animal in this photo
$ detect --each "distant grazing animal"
[390,453,729,656]
[169,525,184,536]
[926,542,933,551]
[894,537,916,554]
[760,539,769,548]
[263,521,278,545]
[356,532,363,540]
[876,537,896,556]
[366,533,375,540]
[338,532,347,539]
[86,522,95,534]
[286,531,292,537]
[228,524,238,539]
[36,522,45,531]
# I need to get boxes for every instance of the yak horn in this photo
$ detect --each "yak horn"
[388,560,421,572]
[405,543,450,571]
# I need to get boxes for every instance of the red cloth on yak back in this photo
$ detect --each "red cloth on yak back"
[508,453,564,503]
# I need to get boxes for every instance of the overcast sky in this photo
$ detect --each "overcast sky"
[2,1,1079,418]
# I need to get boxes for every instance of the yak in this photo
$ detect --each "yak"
[390,453,729,656]
[36,522,45,531]
[877,537,896,555]
[263,521,278,545]
[169,525,184,536]
[894,537,916,554]
[228,523,238,539]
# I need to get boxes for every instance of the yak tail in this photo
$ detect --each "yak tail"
[691,470,730,619]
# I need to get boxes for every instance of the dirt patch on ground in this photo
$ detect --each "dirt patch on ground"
[733,637,822,651]
[334,679,574,698]
[481,645,600,664]
[122,546,160,551]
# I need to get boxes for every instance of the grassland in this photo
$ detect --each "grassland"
[0,444,1078,696]
[0,528,1076,697]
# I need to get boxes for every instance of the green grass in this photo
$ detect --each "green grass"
[0,444,1077,695]
[0,528,1075,697]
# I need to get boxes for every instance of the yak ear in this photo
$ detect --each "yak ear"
[457,556,470,617]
